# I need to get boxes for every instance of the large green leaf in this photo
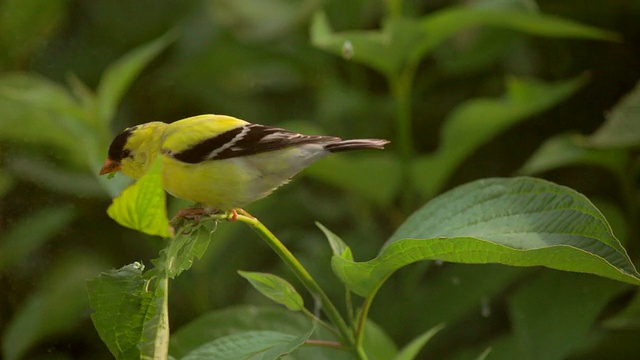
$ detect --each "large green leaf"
[181,329,313,360]
[332,177,640,297]
[106,157,172,237]
[412,75,588,197]
[311,8,617,77]
[589,79,640,149]
[170,306,397,360]
[170,306,342,360]
[86,262,156,360]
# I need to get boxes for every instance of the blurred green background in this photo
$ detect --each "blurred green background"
[1,0,639,359]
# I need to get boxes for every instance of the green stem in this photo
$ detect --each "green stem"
[306,339,345,350]
[354,275,390,352]
[301,308,342,339]
[233,213,355,346]
[147,274,170,360]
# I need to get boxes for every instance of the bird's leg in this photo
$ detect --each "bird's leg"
[172,207,207,222]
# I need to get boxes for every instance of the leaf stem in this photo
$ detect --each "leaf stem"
[306,339,345,349]
[354,274,390,352]
[232,212,355,346]
[301,308,342,339]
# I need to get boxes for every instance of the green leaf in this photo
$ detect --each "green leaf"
[394,323,445,360]
[508,271,628,360]
[518,133,629,176]
[362,320,398,360]
[153,223,213,279]
[181,329,313,360]
[412,75,588,197]
[312,11,432,76]
[589,79,640,149]
[316,222,353,261]
[96,30,176,124]
[107,157,172,237]
[170,306,315,358]
[0,205,75,272]
[170,305,390,360]
[86,262,155,360]
[311,8,617,78]
[3,252,105,360]
[238,271,305,311]
[263,326,315,359]
[419,6,619,49]
[331,177,640,297]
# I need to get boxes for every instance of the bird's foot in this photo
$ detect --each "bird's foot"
[172,207,208,222]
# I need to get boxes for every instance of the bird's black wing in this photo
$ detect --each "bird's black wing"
[171,124,339,164]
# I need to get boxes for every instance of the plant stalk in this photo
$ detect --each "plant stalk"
[234,212,355,346]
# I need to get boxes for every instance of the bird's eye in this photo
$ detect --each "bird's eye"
[122,149,131,158]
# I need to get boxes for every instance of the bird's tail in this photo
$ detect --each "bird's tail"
[324,139,390,153]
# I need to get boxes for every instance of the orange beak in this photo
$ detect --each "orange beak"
[99,159,122,175]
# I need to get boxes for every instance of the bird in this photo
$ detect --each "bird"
[100,114,389,220]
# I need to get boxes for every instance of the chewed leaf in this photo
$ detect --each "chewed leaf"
[86,262,152,360]
[107,157,172,237]
[332,177,640,297]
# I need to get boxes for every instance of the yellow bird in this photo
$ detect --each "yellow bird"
[100,114,389,219]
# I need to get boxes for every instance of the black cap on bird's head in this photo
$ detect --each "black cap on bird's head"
[99,127,135,175]
[108,128,134,162]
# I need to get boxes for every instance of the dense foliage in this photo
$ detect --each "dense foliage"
[1,1,639,359]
